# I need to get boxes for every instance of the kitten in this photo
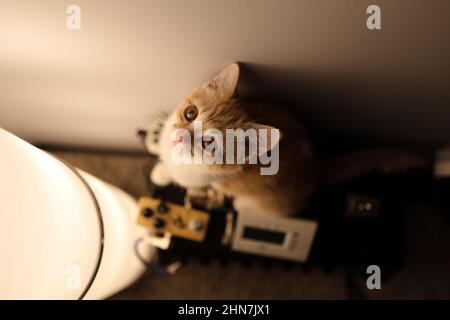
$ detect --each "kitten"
[149,63,428,216]
[151,63,317,216]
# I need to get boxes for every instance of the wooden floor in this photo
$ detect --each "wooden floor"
[52,150,450,299]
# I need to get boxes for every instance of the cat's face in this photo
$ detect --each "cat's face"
[159,63,279,187]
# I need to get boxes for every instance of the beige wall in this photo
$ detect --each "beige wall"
[0,0,449,150]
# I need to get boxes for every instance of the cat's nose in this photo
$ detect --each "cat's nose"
[172,134,184,144]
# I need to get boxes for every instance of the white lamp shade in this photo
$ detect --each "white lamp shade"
[0,128,154,299]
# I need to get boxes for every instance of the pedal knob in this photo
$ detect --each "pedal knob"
[153,218,166,228]
[189,218,204,231]
[143,208,154,218]
[158,203,169,214]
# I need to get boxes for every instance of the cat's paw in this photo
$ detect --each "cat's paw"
[150,161,172,186]
[185,186,226,209]
[233,197,256,214]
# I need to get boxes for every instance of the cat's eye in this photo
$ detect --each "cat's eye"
[184,105,198,121]
[202,136,215,149]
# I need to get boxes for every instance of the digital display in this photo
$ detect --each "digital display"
[242,226,286,245]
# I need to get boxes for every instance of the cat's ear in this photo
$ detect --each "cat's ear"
[235,123,281,165]
[251,123,282,157]
[207,63,240,99]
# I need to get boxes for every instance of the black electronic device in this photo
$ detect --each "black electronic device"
[136,127,434,275]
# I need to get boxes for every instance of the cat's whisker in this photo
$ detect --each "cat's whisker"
[144,109,169,125]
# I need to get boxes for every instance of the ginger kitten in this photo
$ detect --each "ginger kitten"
[151,63,317,216]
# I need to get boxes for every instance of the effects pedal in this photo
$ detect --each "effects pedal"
[136,197,210,242]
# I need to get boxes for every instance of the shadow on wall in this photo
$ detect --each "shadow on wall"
[237,62,450,152]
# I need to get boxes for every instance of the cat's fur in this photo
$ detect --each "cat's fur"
[151,63,427,216]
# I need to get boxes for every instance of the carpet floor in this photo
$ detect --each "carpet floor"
[52,150,450,299]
